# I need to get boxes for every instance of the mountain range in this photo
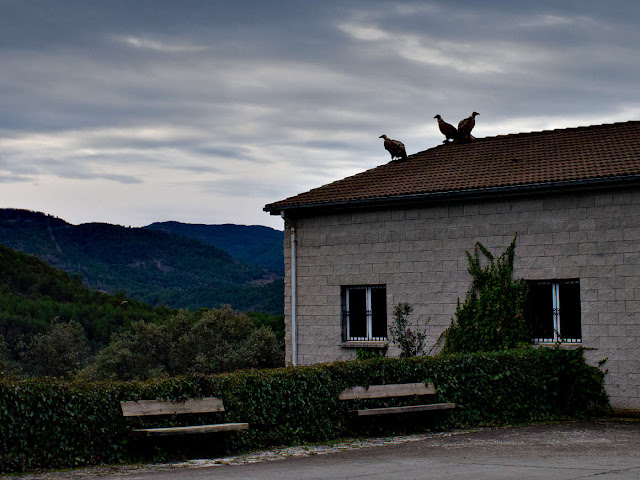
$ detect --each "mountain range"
[144,221,283,273]
[0,209,284,314]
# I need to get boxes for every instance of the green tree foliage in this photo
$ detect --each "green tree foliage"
[441,235,530,354]
[144,221,284,274]
[0,245,283,380]
[0,335,20,377]
[246,311,285,342]
[0,209,284,314]
[19,319,90,378]
[86,306,284,380]
[0,243,174,356]
[388,302,427,357]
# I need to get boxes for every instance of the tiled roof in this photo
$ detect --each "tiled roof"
[264,121,640,213]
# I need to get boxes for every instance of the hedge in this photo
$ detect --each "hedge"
[0,348,608,473]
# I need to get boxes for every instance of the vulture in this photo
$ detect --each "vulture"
[379,134,407,161]
[458,111,479,140]
[434,114,459,143]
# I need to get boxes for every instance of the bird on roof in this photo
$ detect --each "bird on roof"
[434,114,459,143]
[379,134,407,161]
[458,112,479,140]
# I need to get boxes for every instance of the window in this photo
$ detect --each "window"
[526,279,581,343]
[341,285,387,341]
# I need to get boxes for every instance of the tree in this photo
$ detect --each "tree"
[0,335,21,377]
[86,306,284,380]
[20,319,91,378]
[441,235,529,354]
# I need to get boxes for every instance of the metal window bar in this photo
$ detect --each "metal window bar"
[346,287,352,339]
[552,283,560,343]
[346,286,387,341]
[366,288,372,340]
[533,337,582,344]
[532,281,581,344]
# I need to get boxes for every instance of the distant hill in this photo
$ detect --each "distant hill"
[0,243,174,350]
[0,209,283,314]
[144,221,284,273]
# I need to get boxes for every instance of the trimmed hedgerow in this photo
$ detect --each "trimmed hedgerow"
[0,348,608,473]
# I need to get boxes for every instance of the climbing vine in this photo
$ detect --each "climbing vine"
[441,235,530,354]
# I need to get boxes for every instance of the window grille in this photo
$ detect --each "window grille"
[527,279,581,344]
[342,285,387,341]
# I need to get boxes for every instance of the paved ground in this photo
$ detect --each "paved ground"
[10,420,640,480]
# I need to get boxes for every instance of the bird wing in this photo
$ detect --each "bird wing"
[383,138,393,150]
[384,138,403,152]
[459,115,476,134]
[439,120,458,137]
[391,139,405,150]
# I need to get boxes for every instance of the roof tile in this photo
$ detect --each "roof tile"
[265,121,640,212]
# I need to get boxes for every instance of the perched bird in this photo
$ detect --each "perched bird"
[434,114,459,143]
[379,134,407,161]
[458,112,479,140]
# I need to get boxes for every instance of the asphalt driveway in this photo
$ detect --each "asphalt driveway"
[12,420,640,480]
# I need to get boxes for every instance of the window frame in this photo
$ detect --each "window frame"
[527,279,582,344]
[341,285,387,342]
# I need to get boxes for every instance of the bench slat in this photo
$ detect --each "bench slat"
[120,397,224,417]
[131,422,249,437]
[354,402,456,416]
[339,382,436,400]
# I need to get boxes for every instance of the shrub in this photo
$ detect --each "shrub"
[388,303,427,357]
[86,306,284,380]
[0,348,608,473]
[356,347,387,360]
[0,335,20,377]
[441,235,530,354]
[19,319,91,378]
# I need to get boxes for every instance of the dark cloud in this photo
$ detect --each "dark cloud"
[0,1,639,227]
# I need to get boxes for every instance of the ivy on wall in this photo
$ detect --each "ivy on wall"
[441,235,530,354]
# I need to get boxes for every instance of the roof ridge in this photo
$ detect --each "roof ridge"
[471,119,640,141]
[410,120,640,157]
[265,120,640,212]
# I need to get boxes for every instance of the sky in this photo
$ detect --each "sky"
[1,1,639,230]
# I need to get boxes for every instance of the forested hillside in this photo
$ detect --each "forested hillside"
[0,209,283,314]
[0,244,284,379]
[145,221,284,273]
[0,243,174,350]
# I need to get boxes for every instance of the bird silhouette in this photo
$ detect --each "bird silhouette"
[379,134,407,161]
[458,112,479,140]
[434,114,459,143]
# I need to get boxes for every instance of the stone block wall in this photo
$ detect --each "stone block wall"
[281,188,640,410]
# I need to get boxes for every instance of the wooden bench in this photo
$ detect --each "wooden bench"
[339,382,455,417]
[120,397,249,437]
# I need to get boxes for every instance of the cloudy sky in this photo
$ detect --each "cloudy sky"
[1,1,639,229]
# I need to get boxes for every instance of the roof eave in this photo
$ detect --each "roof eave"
[264,174,640,215]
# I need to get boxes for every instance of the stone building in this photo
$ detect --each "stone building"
[265,121,640,410]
